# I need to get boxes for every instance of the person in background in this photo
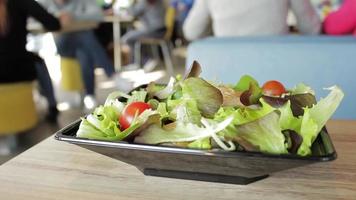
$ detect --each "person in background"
[94,1,115,53]
[170,0,194,43]
[183,0,321,40]
[39,0,132,109]
[0,0,61,123]
[323,0,356,35]
[121,0,166,72]
[171,0,193,22]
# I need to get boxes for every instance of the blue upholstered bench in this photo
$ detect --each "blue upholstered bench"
[186,36,356,119]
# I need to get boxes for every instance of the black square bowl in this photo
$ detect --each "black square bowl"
[55,118,336,185]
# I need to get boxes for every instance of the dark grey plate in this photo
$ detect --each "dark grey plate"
[54,119,336,185]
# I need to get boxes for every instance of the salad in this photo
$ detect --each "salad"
[76,61,344,156]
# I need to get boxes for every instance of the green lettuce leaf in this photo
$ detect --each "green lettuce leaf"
[278,86,344,156]
[77,105,124,141]
[214,107,236,122]
[77,103,158,141]
[184,60,202,79]
[166,97,202,124]
[240,82,263,106]
[147,99,160,109]
[233,101,274,125]
[214,100,274,126]
[296,111,318,155]
[289,93,316,116]
[156,102,169,118]
[146,82,165,98]
[291,83,315,95]
[224,111,288,154]
[174,99,201,124]
[76,118,115,140]
[134,122,212,144]
[187,137,211,149]
[154,77,176,99]
[87,106,122,138]
[134,117,234,151]
[181,77,223,118]
[127,90,147,104]
[214,100,276,152]
[234,75,259,92]
[279,101,302,131]
[104,91,128,114]
[307,86,344,133]
[297,86,344,155]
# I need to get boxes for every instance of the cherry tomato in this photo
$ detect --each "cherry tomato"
[119,102,151,130]
[262,80,286,96]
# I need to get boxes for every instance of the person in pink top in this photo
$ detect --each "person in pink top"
[323,0,356,35]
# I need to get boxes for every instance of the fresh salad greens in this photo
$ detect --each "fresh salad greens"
[76,61,344,156]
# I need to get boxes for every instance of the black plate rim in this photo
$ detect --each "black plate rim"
[54,119,337,162]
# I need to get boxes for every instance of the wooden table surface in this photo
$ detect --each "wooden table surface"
[0,120,355,200]
[27,20,99,34]
[28,16,134,71]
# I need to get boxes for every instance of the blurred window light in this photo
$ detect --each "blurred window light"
[114,0,131,9]
[57,102,71,111]
[26,33,61,83]
[98,80,117,89]
[120,69,166,87]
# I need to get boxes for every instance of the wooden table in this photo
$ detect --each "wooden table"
[103,15,133,71]
[27,21,99,34]
[0,120,355,200]
[27,15,133,72]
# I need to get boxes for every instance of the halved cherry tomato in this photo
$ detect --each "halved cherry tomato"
[262,80,286,96]
[119,102,151,130]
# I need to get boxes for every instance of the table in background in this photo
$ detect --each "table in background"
[28,15,133,71]
[0,120,355,200]
[103,15,133,71]
[27,20,99,34]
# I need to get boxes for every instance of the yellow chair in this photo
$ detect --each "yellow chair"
[163,6,176,42]
[134,7,176,76]
[0,82,38,135]
[60,57,84,92]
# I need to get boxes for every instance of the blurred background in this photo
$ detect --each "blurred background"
[0,0,354,164]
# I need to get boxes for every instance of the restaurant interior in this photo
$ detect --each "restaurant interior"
[0,0,355,199]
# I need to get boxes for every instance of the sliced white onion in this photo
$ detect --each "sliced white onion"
[201,117,236,151]
[154,77,175,99]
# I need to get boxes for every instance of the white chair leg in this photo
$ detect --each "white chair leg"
[134,42,142,68]
[160,41,174,76]
[168,41,175,69]
[79,91,85,109]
